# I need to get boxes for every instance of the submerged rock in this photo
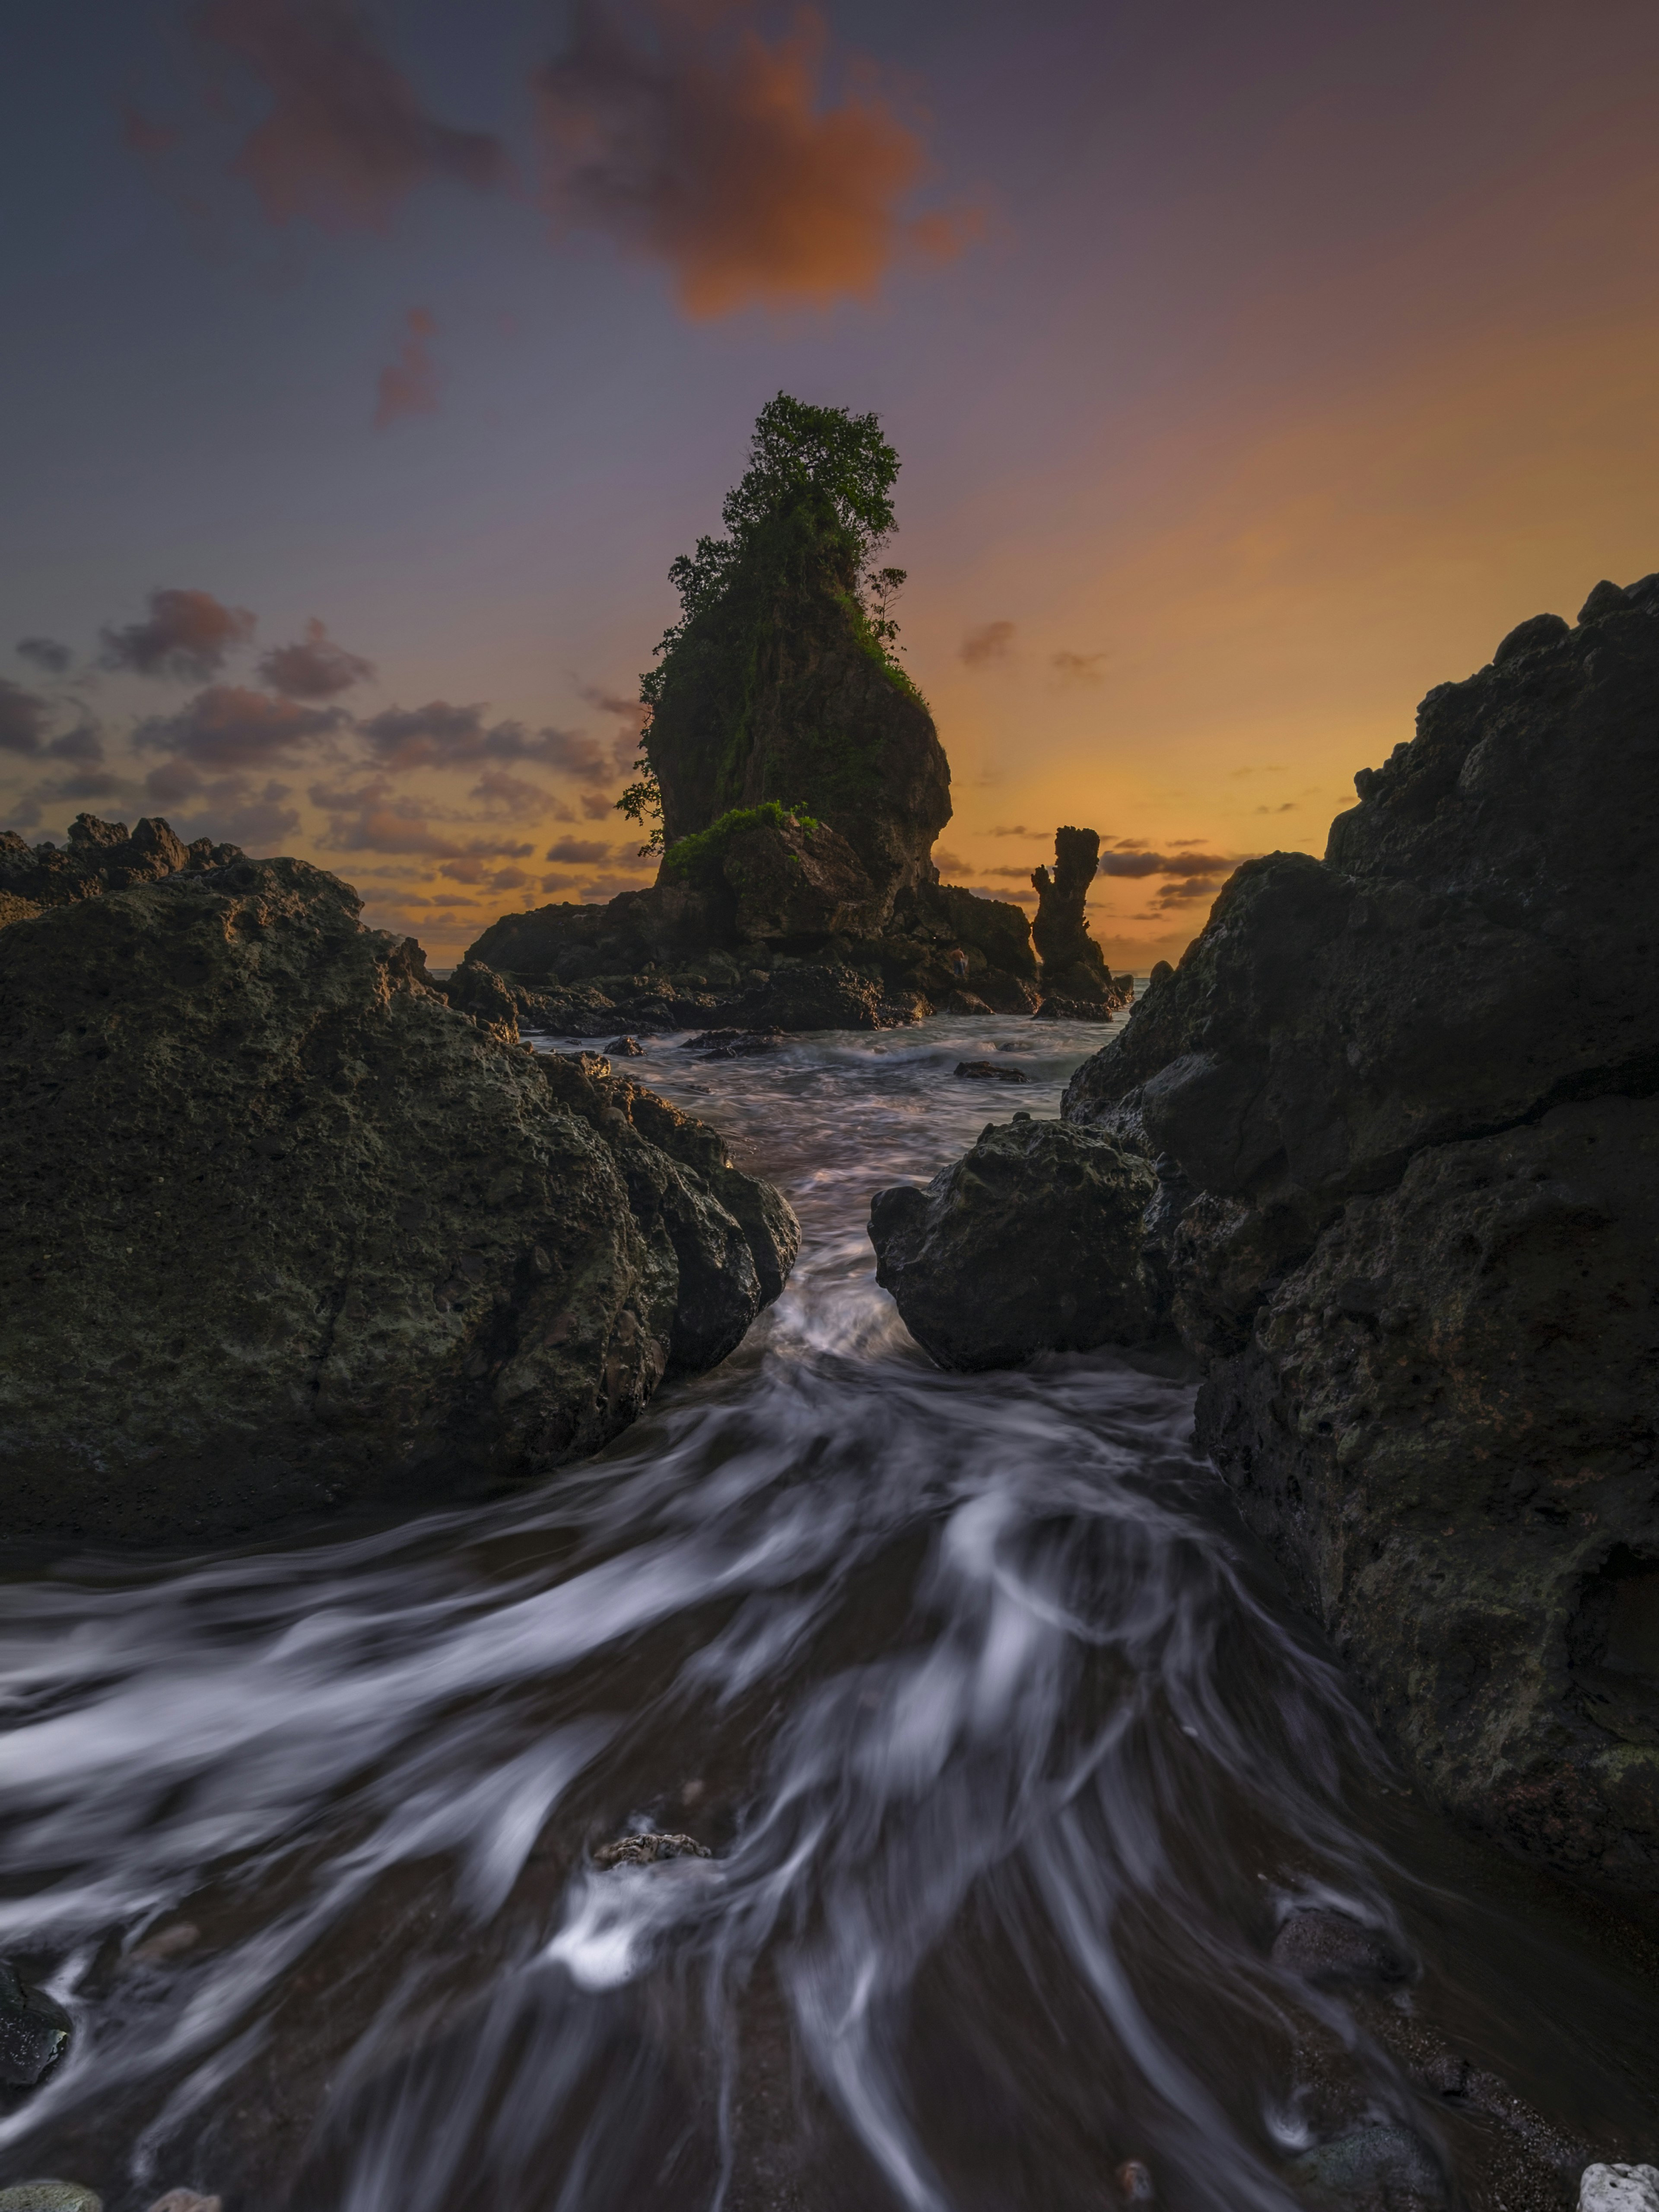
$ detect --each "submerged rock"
[0,2187,102,2212]
[1288,2124,1444,2205]
[0,857,797,1547]
[953,1060,1030,1083]
[869,1120,1162,1370]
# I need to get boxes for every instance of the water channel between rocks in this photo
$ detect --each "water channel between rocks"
[3,1011,1659,2212]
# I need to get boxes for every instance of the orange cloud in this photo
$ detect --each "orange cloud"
[535,2,972,316]
[960,620,1014,667]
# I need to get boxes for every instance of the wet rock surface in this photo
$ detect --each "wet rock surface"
[953,1059,1030,1083]
[0,1960,71,2088]
[873,572,1659,1915]
[869,1119,1162,1370]
[0,857,798,1548]
[592,1832,712,1868]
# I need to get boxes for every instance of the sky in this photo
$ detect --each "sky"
[4,0,1659,966]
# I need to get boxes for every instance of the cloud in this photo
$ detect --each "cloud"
[375,306,440,428]
[166,775,302,850]
[932,847,967,874]
[195,0,509,232]
[544,836,612,863]
[48,722,106,764]
[1098,849,1232,878]
[308,775,535,863]
[1051,649,1106,686]
[989,823,1030,837]
[469,768,573,819]
[16,637,72,676]
[960,620,1014,667]
[580,790,617,820]
[534,1,971,317]
[356,700,603,775]
[1255,801,1297,814]
[101,589,256,680]
[257,617,376,698]
[1148,877,1224,909]
[0,680,53,756]
[134,684,342,766]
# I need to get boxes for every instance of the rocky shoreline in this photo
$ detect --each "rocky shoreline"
[871,570,1659,1925]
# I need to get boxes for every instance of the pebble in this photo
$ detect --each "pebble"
[593,1831,711,1868]
[1116,2158,1155,2201]
[146,2195,222,2212]
[1581,2168,1659,2211]
[1270,1907,1410,1988]
[0,2186,102,2212]
[1288,2124,1442,2201]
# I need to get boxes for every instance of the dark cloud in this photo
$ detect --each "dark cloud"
[544,836,611,864]
[932,848,968,874]
[134,684,342,766]
[1255,801,1297,814]
[1149,877,1224,909]
[960,621,1015,668]
[1052,649,1106,685]
[16,637,72,676]
[195,0,509,233]
[257,617,376,698]
[990,823,1030,836]
[579,790,617,820]
[534,0,971,318]
[48,723,106,764]
[375,307,439,429]
[158,774,302,850]
[0,680,53,756]
[355,700,605,776]
[1098,849,1232,877]
[101,589,256,680]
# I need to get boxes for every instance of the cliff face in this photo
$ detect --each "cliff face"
[871,572,1659,1919]
[646,493,951,914]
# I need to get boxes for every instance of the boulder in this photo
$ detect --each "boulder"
[0,1959,71,2087]
[442,957,520,1042]
[868,1120,1162,1370]
[0,857,798,1547]
[1058,569,1659,1914]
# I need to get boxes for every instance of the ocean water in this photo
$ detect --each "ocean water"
[2,1011,1656,2211]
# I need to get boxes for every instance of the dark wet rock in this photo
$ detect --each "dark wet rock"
[1049,570,1659,1915]
[146,2194,222,2212]
[1270,1909,1411,1988]
[593,1831,712,1868]
[560,1049,613,1080]
[0,812,239,911]
[868,1120,1162,1370]
[0,2187,103,2212]
[953,1060,1030,1084]
[0,1960,71,2088]
[683,1029,783,1058]
[0,891,42,931]
[1580,2167,1659,2211]
[1115,2160,1155,2203]
[607,1035,644,1056]
[442,957,519,1042]
[1034,988,1131,1021]
[1287,2123,1444,2206]
[0,858,798,1547]
[1031,825,1116,1002]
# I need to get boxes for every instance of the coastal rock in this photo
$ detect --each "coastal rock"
[0,812,239,908]
[442,958,519,1042]
[867,572,1659,1914]
[0,2187,102,2212]
[1580,2168,1659,2212]
[592,1832,711,1867]
[0,1960,71,2087]
[1031,825,1116,1002]
[953,1061,1030,1083]
[0,857,797,1546]
[868,1120,1161,1370]
[1058,570,1659,1912]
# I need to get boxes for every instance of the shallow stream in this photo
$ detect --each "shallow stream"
[3,1013,1659,2211]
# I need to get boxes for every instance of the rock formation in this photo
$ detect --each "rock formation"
[1,812,243,917]
[1030,825,1129,1014]
[870,572,1659,1920]
[870,1120,1161,1370]
[0,846,797,1547]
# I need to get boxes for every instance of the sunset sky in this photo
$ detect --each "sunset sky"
[5,0,1659,965]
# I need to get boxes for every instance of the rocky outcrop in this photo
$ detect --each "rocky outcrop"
[0,855,798,1547]
[1,813,242,907]
[1030,825,1123,1009]
[648,492,950,909]
[872,572,1659,1918]
[869,1120,1161,1370]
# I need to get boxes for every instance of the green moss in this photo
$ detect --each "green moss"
[663,801,820,881]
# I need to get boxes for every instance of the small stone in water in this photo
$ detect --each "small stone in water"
[1581,2168,1659,2212]
[1116,2158,1155,2200]
[1289,2125,1443,2201]
[0,1961,72,2088]
[953,1061,1030,1084]
[130,1922,200,1964]
[606,1036,645,1056]
[146,2193,222,2212]
[0,2186,102,2212]
[1270,1907,1410,1988]
[593,1831,712,1868]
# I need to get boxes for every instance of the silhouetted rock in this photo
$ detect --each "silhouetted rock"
[869,1120,1161,1370]
[1058,570,1659,1916]
[1031,826,1112,998]
[0,857,797,1547]
[442,957,519,1042]
[953,1060,1029,1083]
[0,813,239,909]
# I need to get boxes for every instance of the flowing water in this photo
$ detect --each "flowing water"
[3,1013,1658,2212]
